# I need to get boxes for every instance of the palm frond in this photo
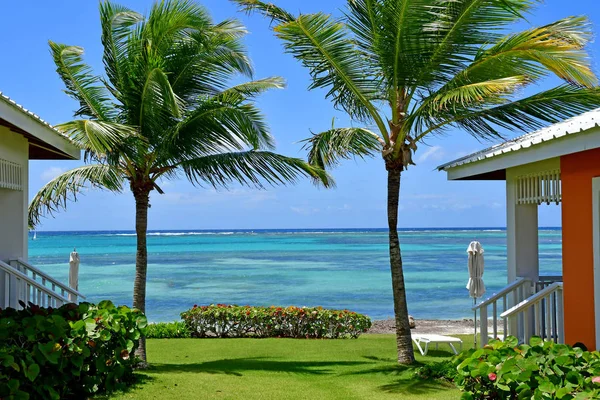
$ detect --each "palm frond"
[167,21,253,102]
[301,127,383,169]
[56,119,138,157]
[415,84,600,141]
[232,0,295,23]
[274,13,387,137]
[139,68,183,134]
[99,1,143,98]
[345,0,383,69]
[28,164,124,228]
[144,0,212,55]
[178,150,332,189]
[430,76,529,109]
[377,0,438,92]
[218,77,285,99]
[414,0,537,88]
[49,41,114,120]
[166,95,275,160]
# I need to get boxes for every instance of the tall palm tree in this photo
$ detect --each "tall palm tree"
[233,0,600,364]
[28,0,327,363]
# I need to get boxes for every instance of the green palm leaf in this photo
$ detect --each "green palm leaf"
[218,77,285,99]
[99,1,143,98]
[415,84,600,140]
[29,164,124,228]
[49,41,114,120]
[301,127,383,169]
[232,0,295,23]
[178,151,331,189]
[56,120,138,157]
[274,13,385,131]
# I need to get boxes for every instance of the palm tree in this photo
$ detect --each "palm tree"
[233,0,600,364]
[28,0,327,363]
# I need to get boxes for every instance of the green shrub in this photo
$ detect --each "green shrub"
[415,360,457,382]
[181,304,372,339]
[146,321,191,339]
[0,300,147,399]
[453,336,600,399]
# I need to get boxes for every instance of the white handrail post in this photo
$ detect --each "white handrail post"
[557,287,565,344]
[480,306,488,346]
[492,301,498,339]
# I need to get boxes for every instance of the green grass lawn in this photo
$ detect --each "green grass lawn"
[107,334,471,400]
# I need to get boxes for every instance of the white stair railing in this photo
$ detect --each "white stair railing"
[0,260,70,308]
[473,277,532,346]
[9,258,85,303]
[501,282,564,345]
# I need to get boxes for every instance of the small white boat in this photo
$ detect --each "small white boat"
[32,231,37,240]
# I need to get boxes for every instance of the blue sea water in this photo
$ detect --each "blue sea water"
[28,228,562,322]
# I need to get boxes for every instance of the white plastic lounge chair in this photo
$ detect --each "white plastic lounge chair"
[412,334,463,356]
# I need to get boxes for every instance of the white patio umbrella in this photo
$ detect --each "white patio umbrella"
[467,241,485,348]
[69,249,80,301]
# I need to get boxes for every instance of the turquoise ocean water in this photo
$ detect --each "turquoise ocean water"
[28,228,562,322]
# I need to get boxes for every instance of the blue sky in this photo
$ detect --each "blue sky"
[1,0,596,230]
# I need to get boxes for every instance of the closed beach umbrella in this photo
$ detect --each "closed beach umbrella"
[466,241,485,298]
[69,249,80,297]
[467,241,485,348]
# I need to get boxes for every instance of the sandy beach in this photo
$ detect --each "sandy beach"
[368,318,494,335]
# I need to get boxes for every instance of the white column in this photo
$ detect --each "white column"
[506,174,540,283]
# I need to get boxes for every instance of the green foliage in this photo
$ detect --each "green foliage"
[181,304,372,339]
[235,0,600,164]
[29,0,330,229]
[0,301,147,399]
[145,321,191,339]
[416,360,457,382]
[453,336,600,399]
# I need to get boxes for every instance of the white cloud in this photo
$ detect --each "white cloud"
[41,167,66,182]
[417,146,445,163]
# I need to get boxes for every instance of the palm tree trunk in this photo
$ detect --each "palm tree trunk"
[132,187,150,364]
[387,167,415,364]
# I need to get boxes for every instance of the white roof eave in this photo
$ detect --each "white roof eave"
[0,92,80,160]
[437,108,600,179]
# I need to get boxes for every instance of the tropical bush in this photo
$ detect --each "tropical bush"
[415,360,457,382]
[453,336,600,399]
[181,304,371,339]
[145,321,191,339]
[0,301,147,399]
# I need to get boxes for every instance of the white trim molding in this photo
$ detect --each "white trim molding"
[0,158,23,190]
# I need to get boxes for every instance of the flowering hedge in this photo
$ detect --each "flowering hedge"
[0,301,147,399]
[181,304,371,339]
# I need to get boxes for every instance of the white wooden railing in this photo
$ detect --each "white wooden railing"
[0,260,70,308]
[535,275,563,292]
[9,258,85,303]
[473,277,533,346]
[501,282,564,345]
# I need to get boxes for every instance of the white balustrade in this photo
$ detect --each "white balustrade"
[9,258,85,303]
[0,260,70,308]
[501,282,564,345]
[473,277,533,346]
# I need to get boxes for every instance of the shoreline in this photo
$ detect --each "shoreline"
[368,318,493,335]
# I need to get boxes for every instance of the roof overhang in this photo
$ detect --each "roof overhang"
[0,94,80,160]
[438,109,600,181]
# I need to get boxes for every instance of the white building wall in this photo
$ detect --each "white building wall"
[0,127,28,261]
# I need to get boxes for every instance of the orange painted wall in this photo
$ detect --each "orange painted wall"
[561,148,600,348]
